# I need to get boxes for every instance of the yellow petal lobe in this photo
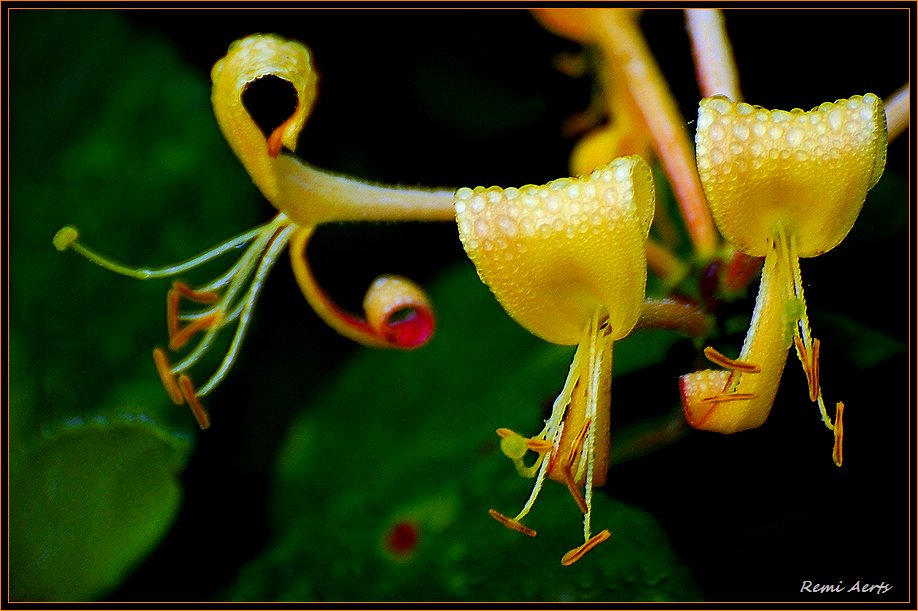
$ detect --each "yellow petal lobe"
[696,94,887,257]
[455,156,654,345]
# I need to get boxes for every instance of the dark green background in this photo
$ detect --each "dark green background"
[7,8,911,602]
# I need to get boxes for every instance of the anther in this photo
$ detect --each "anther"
[794,336,821,402]
[560,529,611,566]
[699,392,757,404]
[496,428,554,453]
[172,281,220,304]
[168,312,222,351]
[561,418,591,513]
[488,509,537,537]
[704,346,761,373]
[562,468,589,514]
[168,282,222,348]
[152,347,184,405]
[178,374,211,429]
[832,402,844,467]
[167,287,182,342]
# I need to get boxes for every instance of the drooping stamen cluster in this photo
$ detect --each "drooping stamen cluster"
[54,215,295,428]
[455,156,655,564]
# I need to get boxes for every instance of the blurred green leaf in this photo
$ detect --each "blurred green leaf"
[10,422,189,601]
[10,11,262,599]
[229,264,699,601]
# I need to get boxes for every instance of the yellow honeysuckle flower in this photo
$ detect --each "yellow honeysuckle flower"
[455,155,655,565]
[531,9,653,177]
[54,34,455,428]
[680,94,888,466]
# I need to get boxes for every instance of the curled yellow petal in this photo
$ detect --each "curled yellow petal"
[696,94,888,257]
[289,227,435,350]
[211,34,317,203]
[680,241,791,433]
[455,156,654,345]
[211,34,455,227]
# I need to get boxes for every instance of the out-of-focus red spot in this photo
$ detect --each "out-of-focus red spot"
[385,521,419,556]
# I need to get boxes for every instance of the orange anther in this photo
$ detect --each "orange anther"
[832,402,844,468]
[813,339,821,400]
[794,336,821,402]
[496,428,554,453]
[177,374,211,430]
[699,392,757,404]
[172,281,220,304]
[169,312,222,351]
[488,509,536,537]
[704,346,761,373]
[166,287,181,344]
[526,439,555,453]
[152,347,184,405]
[561,529,611,566]
[562,468,589,514]
[167,282,221,347]
[561,418,591,513]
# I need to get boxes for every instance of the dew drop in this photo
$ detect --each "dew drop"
[709,125,726,142]
[698,110,714,130]
[732,123,750,140]
[497,214,519,237]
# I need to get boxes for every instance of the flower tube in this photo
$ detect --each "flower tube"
[680,94,888,466]
[455,155,654,564]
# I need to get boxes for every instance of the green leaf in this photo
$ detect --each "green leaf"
[10,421,189,601]
[10,11,262,599]
[229,264,699,601]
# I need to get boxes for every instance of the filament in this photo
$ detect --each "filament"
[61,224,265,280]
[197,223,296,396]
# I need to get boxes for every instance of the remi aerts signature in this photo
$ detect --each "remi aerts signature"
[801,580,893,594]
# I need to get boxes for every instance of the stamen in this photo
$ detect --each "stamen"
[53,224,264,280]
[488,509,537,537]
[178,374,210,430]
[167,286,182,343]
[195,223,296,397]
[497,429,554,458]
[699,392,757,404]
[562,469,589,514]
[832,402,844,467]
[525,439,555,453]
[168,312,222,351]
[172,281,220,304]
[561,419,591,514]
[560,529,611,566]
[152,347,184,406]
[793,336,821,403]
[704,346,762,373]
